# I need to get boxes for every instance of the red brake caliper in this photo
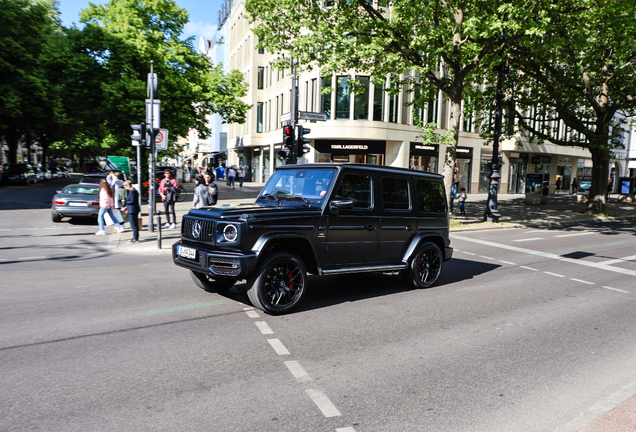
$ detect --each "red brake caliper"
[288,270,294,289]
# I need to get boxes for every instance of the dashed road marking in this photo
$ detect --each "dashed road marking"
[462,251,476,256]
[267,338,290,355]
[255,321,274,335]
[602,286,629,294]
[544,271,565,278]
[336,427,358,432]
[555,232,595,238]
[570,278,595,285]
[285,360,312,382]
[17,256,46,260]
[499,260,516,265]
[306,389,342,417]
[520,266,539,271]
[245,310,260,319]
[513,238,543,242]
[479,255,495,260]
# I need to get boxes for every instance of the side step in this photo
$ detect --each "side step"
[319,263,407,276]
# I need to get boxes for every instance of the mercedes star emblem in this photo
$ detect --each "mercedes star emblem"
[192,221,202,239]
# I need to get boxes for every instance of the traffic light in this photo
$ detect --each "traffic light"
[131,123,146,147]
[283,124,295,151]
[297,125,311,158]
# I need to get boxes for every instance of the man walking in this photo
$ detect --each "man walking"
[159,169,178,229]
[123,180,141,243]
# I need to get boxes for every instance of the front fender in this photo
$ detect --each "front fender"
[252,232,321,271]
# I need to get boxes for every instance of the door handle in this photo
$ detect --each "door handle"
[365,225,376,231]
[406,225,414,231]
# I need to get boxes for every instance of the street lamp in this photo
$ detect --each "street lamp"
[484,62,508,222]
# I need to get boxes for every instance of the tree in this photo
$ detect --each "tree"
[0,0,60,164]
[77,0,250,155]
[245,0,554,203]
[478,0,636,213]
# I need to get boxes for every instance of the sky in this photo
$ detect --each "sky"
[57,0,225,40]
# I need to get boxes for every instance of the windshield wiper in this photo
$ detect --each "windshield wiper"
[282,196,311,207]
[259,194,281,205]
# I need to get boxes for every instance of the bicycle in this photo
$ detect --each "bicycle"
[176,184,187,202]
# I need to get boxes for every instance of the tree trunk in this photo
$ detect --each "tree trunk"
[6,127,20,164]
[442,98,462,209]
[585,144,609,214]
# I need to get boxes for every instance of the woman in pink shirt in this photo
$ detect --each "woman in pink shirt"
[96,178,124,235]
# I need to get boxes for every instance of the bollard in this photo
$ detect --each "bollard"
[157,215,162,249]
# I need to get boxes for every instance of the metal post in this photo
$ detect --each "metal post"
[136,143,142,211]
[148,61,156,232]
[289,63,298,165]
[484,63,508,222]
[157,215,162,249]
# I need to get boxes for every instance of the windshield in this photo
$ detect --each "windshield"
[62,186,100,195]
[259,168,336,205]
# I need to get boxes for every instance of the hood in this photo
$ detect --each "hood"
[188,202,322,220]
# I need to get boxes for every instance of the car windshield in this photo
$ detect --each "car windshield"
[62,186,99,195]
[259,168,336,204]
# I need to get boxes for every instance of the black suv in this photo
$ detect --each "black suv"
[173,164,452,314]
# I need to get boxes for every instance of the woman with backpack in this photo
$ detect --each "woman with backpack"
[159,169,179,229]
[192,175,218,208]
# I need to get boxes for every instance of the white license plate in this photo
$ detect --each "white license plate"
[178,245,197,260]
[69,202,88,207]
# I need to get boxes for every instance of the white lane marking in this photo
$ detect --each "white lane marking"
[462,251,476,256]
[499,260,516,265]
[306,389,341,417]
[453,235,636,278]
[571,278,595,285]
[255,321,274,335]
[285,360,312,382]
[520,266,539,271]
[44,227,63,230]
[555,232,595,238]
[245,310,260,319]
[18,256,46,260]
[0,229,10,231]
[18,228,37,231]
[602,286,630,294]
[544,271,565,278]
[336,428,358,432]
[527,230,546,233]
[513,238,543,242]
[479,255,495,260]
[599,254,636,266]
[267,338,290,355]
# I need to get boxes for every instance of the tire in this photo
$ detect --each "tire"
[247,252,307,315]
[402,242,443,289]
[176,186,188,202]
[52,213,62,223]
[190,270,236,293]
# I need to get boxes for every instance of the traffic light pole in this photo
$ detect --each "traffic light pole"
[289,63,298,165]
[148,61,157,232]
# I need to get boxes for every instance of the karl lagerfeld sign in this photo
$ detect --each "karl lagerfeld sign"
[315,140,385,155]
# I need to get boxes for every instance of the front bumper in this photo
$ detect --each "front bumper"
[172,241,257,280]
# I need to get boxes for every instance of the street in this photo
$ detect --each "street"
[1,180,636,431]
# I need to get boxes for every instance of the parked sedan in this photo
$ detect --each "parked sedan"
[1,163,35,185]
[51,184,101,222]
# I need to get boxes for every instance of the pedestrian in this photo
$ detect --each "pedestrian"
[192,175,217,208]
[555,176,562,193]
[96,178,124,235]
[571,178,578,195]
[204,171,218,204]
[457,187,467,216]
[237,166,245,188]
[158,169,178,229]
[107,171,124,210]
[123,180,140,243]
[449,181,458,214]
[228,165,236,189]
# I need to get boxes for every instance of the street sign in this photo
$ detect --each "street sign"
[147,73,158,98]
[299,111,328,121]
[145,99,160,129]
[154,128,168,151]
[280,112,291,122]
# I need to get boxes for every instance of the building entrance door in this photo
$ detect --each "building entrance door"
[508,163,527,194]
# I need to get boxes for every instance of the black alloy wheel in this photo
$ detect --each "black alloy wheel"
[402,242,443,289]
[247,252,307,315]
[190,270,236,293]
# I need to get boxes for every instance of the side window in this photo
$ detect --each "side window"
[382,177,410,210]
[416,179,446,213]
[335,174,372,209]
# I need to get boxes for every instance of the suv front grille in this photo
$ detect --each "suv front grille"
[209,256,240,275]
[182,217,215,243]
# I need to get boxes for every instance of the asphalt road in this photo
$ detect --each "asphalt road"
[1,180,636,431]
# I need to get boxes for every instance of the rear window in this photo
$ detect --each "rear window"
[63,186,100,195]
[416,179,446,213]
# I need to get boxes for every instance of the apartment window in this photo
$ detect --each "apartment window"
[321,76,332,118]
[354,76,370,120]
[324,0,335,6]
[373,82,385,121]
[258,47,265,54]
[336,76,351,119]
[311,79,316,112]
[388,92,399,123]
[304,81,309,111]
[257,102,263,133]
[427,97,438,125]
[257,67,264,90]
[378,0,389,6]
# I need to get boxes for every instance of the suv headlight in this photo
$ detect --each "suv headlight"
[223,224,238,242]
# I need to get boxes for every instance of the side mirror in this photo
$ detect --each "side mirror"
[329,199,354,215]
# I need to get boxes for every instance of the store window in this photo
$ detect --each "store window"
[478,149,503,193]
[354,76,370,120]
[409,142,438,173]
[336,76,351,119]
[455,147,472,193]
[556,156,572,194]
